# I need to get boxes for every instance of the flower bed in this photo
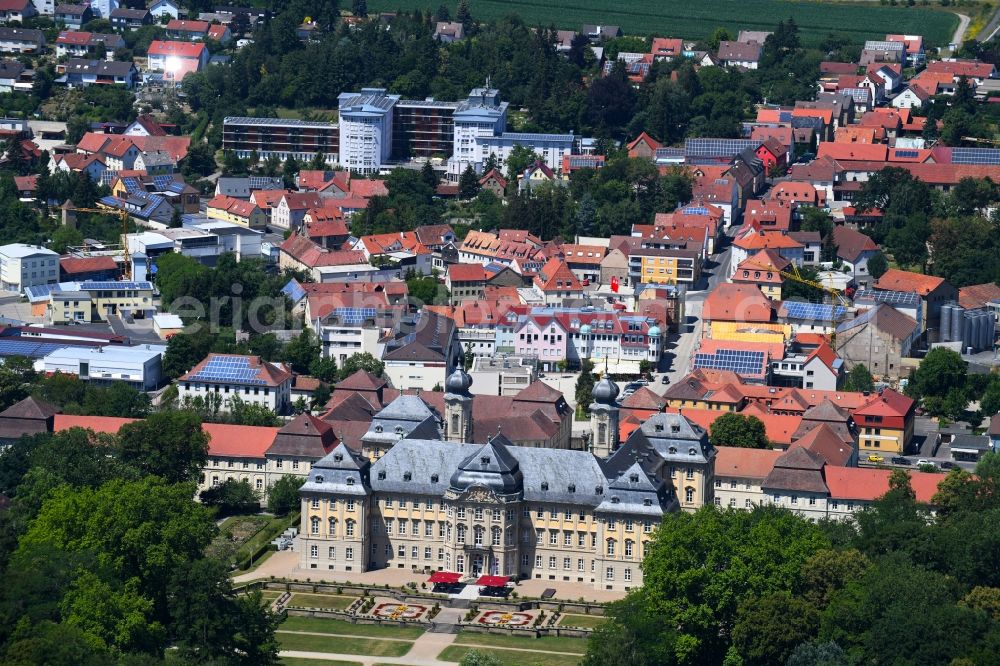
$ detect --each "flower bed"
[370,602,429,620]
[477,610,534,627]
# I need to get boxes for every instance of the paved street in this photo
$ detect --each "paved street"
[650,230,734,396]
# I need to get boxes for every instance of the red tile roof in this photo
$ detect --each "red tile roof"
[874,268,947,296]
[60,255,118,275]
[817,143,889,162]
[854,388,914,419]
[147,40,207,58]
[207,194,259,218]
[958,282,1000,309]
[714,446,784,479]
[448,263,487,282]
[703,283,774,323]
[824,467,945,502]
[533,258,581,293]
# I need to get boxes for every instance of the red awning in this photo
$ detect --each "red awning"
[428,571,462,584]
[476,575,510,587]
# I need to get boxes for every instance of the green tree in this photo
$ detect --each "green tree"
[228,396,281,426]
[267,474,304,516]
[407,274,441,304]
[351,0,367,16]
[0,620,110,665]
[283,329,320,375]
[504,144,541,184]
[31,371,86,409]
[820,555,990,665]
[181,141,217,179]
[459,650,504,666]
[309,356,338,383]
[907,347,967,400]
[115,410,209,484]
[311,383,331,408]
[582,594,678,666]
[0,356,37,410]
[199,479,259,515]
[458,165,480,199]
[866,251,888,280]
[732,592,819,666]
[80,382,151,418]
[842,364,875,393]
[709,413,769,448]
[961,586,1000,621]
[420,161,439,190]
[456,0,472,31]
[608,506,828,665]
[795,549,870,610]
[338,352,384,380]
[785,641,848,666]
[575,359,596,413]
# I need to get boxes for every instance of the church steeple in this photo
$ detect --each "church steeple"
[589,373,620,457]
[444,367,473,442]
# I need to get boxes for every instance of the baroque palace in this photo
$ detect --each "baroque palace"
[298,368,716,591]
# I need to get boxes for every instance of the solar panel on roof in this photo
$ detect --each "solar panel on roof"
[189,356,267,385]
[894,150,918,158]
[951,147,1000,165]
[685,138,757,158]
[334,307,377,325]
[694,349,766,376]
[855,289,920,307]
[0,340,69,358]
[782,301,847,321]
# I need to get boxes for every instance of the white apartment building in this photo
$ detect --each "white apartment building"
[0,243,59,292]
[177,353,293,415]
[337,88,399,174]
[316,308,388,365]
[42,344,165,390]
[479,132,575,176]
[447,87,508,180]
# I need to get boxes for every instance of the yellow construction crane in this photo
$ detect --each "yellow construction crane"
[66,207,133,280]
[744,260,850,345]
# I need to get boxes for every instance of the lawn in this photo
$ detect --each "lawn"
[207,513,297,569]
[281,616,426,640]
[454,631,588,654]
[277,633,412,657]
[261,590,282,601]
[558,614,607,629]
[281,657,363,666]
[439,645,582,666]
[366,0,958,47]
[286,593,357,610]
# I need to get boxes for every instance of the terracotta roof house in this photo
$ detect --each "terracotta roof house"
[702,283,774,326]
[831,226,880,284]
[627,131,662,160]
[874,268,957,327]
[959,282,1000,310]
[532,257,583,305]
[0,396,58,443]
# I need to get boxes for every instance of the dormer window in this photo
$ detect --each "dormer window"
[643,498,653,506]
[611,496,620,504]
[334,454,342,462]
[315,475,324,483]
[346,478,355,485]
[374,425,383,433]
[689,448,696,456]
[541,482,549,491]
[655,424,664,432]
[595,486,603,495]
[431,474,439,483]
[671,424,680,433]
[395,426,404,435]
[403,472,412,481]
[568,484,576,493]
[629,473,639,483]
[668,447,677,455]
[378,471,386,480]
[481,456,491,465]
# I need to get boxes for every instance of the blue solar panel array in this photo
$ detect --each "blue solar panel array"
[684,138,757,158]
[893,150,919,158]
[782,301,847,322]
[694,349,766,376]
[854,289,919,307]
[334,307,377,325]
[189,356,268,385]
[951,147,1000,165]
[0,340,69,358]
[81,281,153,290]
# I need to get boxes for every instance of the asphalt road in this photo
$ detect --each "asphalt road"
[977,5,1000,42]
[649,231,734,396]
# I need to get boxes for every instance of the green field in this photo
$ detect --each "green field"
[454,631,588,654]
[281,616,426,640]
[558,613,607,629]
[281,657,362,666]
[286,593,357,610]
[367,0,958,47]
[277,633,413,657]
[439,645,582,666]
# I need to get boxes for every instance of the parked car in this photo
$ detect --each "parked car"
[916,459,930,466]
[661,375,670,384]
[940,461,957,470]
[867,454,885,463]
[891,457,910,465]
